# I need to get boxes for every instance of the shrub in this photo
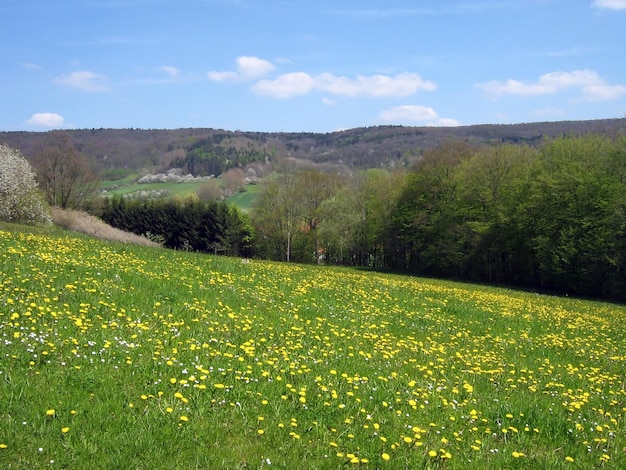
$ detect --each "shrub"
[0,143,51,224]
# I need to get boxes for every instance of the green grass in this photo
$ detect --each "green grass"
[102,180,205,198]
[227,185,262,212]
[101,177,259,210]
[0,227,624,469]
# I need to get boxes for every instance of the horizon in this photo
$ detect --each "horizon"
[1,1,625,133]
[1,116,623,136]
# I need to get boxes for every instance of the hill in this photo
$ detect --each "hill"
[1,226,624,468]
[1,119,624,177]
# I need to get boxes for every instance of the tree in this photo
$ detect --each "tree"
[294,170,341,263]
[33,131,99,209]
[387,142,473,275]
[252,172,298,261]
[0,143,51,224]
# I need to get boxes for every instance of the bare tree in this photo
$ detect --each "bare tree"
[33,131,99,209]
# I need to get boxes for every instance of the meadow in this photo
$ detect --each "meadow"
[0,228,624,469]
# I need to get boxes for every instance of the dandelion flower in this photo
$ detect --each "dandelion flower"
[428,450,437,457]
[45,409,56,418]
[381,453,390,461]
[179,415,189,422]
[61,427,70,433]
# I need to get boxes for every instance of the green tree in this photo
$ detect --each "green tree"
[456,143,537,283]
[388,142,473,275]
[522,135,625,296]
[252,172,299,261]
[0,143,51,224]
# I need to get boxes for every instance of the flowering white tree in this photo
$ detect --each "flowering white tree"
[0,143,51,224]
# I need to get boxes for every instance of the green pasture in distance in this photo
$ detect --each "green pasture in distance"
[101,181,205,198]
[100,178,260,211]
[227,184,261,212]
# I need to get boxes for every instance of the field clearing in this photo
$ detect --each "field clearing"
[0,229,624,469]
[101,180,205,198]
[100,178,259,210]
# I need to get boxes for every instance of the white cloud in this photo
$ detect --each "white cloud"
[26,113,64,128]
[592,0,626,9]
[379,105,438,121]
[434,118,462,127]
[236,56,275,78]
[316,72,436,97]
[207,70,238,82]
[208,56,275,82]
[322,97,336,106]
[158,65,180,78]
[583,83,626,101]
[54,70,109,92]
[476,69,626,101]
[378,105,460,127]
[252,72,316,98]
[252,72,436,98]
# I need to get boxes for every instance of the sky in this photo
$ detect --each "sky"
[1,0,625,133]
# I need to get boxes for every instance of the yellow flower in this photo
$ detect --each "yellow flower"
[428,450,437,457]
[512,451,525,458]
[45,409,56,417]
[0,444,8,449]
[381,453,390,461]
[61,427,70,433]
[565,456,574,462]
[179,415,189,422]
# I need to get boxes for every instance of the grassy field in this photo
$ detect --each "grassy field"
[101,177,259,211]
[102,179,206,198]
[0,227,624,469]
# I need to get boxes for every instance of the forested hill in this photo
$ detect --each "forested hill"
[1,118,623,175]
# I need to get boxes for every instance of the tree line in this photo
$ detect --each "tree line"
[100,197,253,257]
[2,130,625,301]
[250,134,626,301]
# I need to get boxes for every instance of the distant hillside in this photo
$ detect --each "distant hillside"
[1,119,624,177]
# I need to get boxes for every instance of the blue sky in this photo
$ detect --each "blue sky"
[1,0,625,133]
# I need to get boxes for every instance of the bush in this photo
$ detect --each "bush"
[0,144,51,224]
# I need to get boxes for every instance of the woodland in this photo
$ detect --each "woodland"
[2,119,625,301]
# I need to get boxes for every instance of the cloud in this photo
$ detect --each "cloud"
[236,56,275,78]
[316,72,436,97]
[252,72,316,98]
[55,70,109,92]
[26,113,64,128]
[378,105,460,127]
[583,83,626,101]
[158,65,180,78]
[208,56,275,82]
[476,69,626,101]
[207,70,238,82]
[379,105,438,121]
[252,72,436,98]
[592,0,626,9]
